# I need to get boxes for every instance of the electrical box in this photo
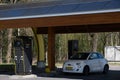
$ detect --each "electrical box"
[13,36,33,75]
[105,46,120,61]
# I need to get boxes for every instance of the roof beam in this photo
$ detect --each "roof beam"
[0,12,120,29]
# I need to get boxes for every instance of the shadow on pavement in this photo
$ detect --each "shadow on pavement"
[35,68,120,80]
[0,67,120,80]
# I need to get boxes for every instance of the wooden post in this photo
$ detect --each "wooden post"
[48,27,55,71]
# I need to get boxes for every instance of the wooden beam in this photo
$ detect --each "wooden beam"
[37,23,120,34]
[0,12,120,28]
[48,27,55,71]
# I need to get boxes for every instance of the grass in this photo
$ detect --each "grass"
[109,62,120,66]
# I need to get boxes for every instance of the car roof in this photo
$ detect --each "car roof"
[77,52,97,53]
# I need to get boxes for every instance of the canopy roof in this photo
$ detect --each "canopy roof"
[0,0,120,33]
[0,0,120,20]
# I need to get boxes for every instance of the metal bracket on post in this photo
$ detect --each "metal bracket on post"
[37,61,46,72]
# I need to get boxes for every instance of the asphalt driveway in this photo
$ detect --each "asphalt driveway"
[0,65,120,80]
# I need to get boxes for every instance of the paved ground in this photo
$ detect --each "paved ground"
[0,65,120,80]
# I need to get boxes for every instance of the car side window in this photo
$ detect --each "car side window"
[89,53,98,59]
[97,53,104,59]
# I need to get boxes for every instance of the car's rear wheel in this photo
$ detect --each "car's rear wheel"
[83,66,89,75]
[103,64,109,74]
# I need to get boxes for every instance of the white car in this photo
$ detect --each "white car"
[63,52,109,75]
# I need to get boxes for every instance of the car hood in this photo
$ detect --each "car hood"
[64,60,87,65]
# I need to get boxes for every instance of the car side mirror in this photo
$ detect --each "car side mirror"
[89,56,94,60]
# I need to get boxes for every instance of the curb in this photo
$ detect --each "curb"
[9,74,37,79]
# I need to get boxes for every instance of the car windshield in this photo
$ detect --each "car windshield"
[70,53,90,60]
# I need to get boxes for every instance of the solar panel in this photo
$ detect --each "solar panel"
[0,0,119,20]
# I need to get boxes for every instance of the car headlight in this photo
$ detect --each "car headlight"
[76,63,81,65]
[76,63,81,68]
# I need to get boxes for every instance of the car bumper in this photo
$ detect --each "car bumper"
[63,66,84,73]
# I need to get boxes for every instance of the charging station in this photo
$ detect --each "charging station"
[13,36,33,75]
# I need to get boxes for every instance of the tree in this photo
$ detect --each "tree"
[0,31,3,63]
[6,29,13,63]
[90,33,98,52]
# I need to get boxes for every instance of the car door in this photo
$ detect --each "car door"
[88,53,101,72]
[97,53,106,71]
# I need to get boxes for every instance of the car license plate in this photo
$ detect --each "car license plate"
[66,66,73,70]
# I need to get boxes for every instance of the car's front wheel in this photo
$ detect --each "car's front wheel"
[103,64,109,74]
[83,66,89,75]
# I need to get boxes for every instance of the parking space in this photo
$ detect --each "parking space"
[51,65,120,80]
[0,64,119,80]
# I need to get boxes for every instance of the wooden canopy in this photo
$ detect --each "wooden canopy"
[0,0,120,32]
[0,0,120,70]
